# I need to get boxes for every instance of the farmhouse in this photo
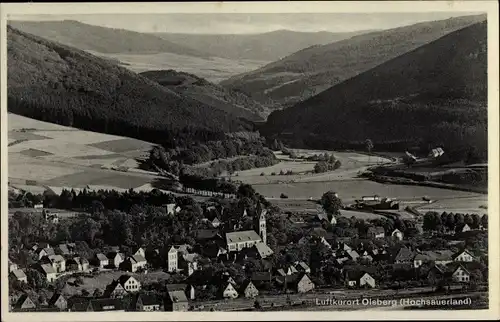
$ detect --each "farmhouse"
[56,243,76,256]
[38,263,57,282]
[35,247,55,260]
[107,252,125,268]
[95,253,109,268]
[166,284,196,301]
[105,275,141,298]
[345,271,376,288]
[10,269,28,283]
[221,282,239,299]
[226,230,262,252]
[414,250,454,268]
[134,294,162,311]
[276,272,315,293]
[13,294,37,311]
[122,255,147,273]
[164,290,189,311]
[41,254,66,273]
[453,249,475,262]
[240,280,259,298]
[392,247,416,264]
[48,293,67,311]
[452,265,471,283]
[367,226,385,239]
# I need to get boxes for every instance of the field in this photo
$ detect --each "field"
[61,270,170,297]
[8,114,160,193]
[92,51,269,84]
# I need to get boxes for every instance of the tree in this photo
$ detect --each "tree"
[470,214,481,229]
[320,191,342,216]
[481,214,488,229]
[314,161,329,173]
[26,268,48,290]
[93,288,103,298]
[365,139,374,163]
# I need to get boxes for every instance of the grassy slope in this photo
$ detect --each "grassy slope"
[140,69,270,121]
[8,20,210,57]
[221,14,486,108]
[154,29,374,61]
[7,26,250,146]
[263,22,487,154]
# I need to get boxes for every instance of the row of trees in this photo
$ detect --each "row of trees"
[423,211,487,232]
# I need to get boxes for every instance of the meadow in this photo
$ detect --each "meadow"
[92,51,270,83]
[8,114,158,192]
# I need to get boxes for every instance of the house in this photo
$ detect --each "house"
[88,298,124,312]
[179,253,199,276]
[221,282,239,299]
[42,254,66,273]
[134,294,162,311]
[67,257,90,272]
[456,223,472,233]
[104,281,126,298]
[38,263,57,282]
[277,265,298,276]
[276,272,315,293]
[34,203,44,209]
[414,250,454,268]
[35,247,55,260]
[392,247,415,264]
[345,271,376,288]
[453,249,475,262]
[67,297,92,312]
[367,226,385,239]
[240,280,259,298]
[346,249,360,261]
[119,275,141,292]
[226,230,262,252]
[452,265,471,283]
[194,229,223,243]
[13,294,37,311]
[391,229,404,241]
[251,272,273,289]
[167,246,179,272]
[317,212,337,225]
[166,284,196,300]
[122,255,147,273]
[48,293,67,311]
[132,247,146,258]
[107,252,125,269]
[10,269,28,283]
[9,259,18,273]
[165,203,181,216]
[294,261,311,273]
[211,217,221,228]
[95,253,109,268]
[56,243,76,256]
[164,290,189,311]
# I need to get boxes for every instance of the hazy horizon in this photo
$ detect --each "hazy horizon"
[8,12,484,34]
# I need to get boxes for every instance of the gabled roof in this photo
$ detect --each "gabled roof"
[67,297,91,311]
[137,293,160,306]
[96,253,108,261]
[36,247,55,256]
[11,269,27,279]
[167,290,188,303]
[40,263,56,274]
[89,298,123,311]
[166,283,189,292]
[48,293,66,306]
[14,294,35,309]
[107,251,125,260]
[118,274,137,285]
[48,254,65,263]
[254,242,274,258]
[226,230,261,244]
[57,244,70,254]
[239,280,257,293]
[195,229,221,240]
[295,261,311,271]
[414,250,454,261]
[130,255,147,263]
[345,270,374,281]
[453,249,475,260]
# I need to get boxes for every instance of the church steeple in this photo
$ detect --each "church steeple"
[254,202,267,244]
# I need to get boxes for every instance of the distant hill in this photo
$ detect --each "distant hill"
[154,29,373,61]
[7,26,252,148]
[222,14,487,108]
[140,69,271,121]
[263,21,488,159]
[8,20,210,57]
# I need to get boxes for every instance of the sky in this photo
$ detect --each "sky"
[8,12,483,34]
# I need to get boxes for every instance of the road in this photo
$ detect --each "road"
[192,286,473,311]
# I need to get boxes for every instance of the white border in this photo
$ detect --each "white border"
[1,1,499,321]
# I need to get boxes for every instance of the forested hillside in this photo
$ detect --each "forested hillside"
[263,21,488,160]
[7,26,252,148]
[222,14,486,108]
[140,70,270,121]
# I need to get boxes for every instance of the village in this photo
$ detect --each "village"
[8,182,489,312]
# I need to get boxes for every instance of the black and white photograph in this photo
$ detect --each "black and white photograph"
[1,1,498,320]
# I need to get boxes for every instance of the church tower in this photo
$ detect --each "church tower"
[254,202,267,244]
